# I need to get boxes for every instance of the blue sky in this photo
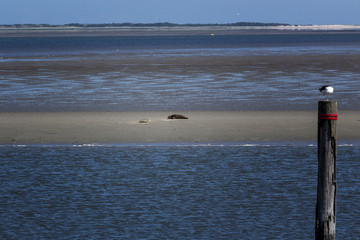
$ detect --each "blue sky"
[1,0,359,25]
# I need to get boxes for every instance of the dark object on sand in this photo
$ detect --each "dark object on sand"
[167,114,188,119]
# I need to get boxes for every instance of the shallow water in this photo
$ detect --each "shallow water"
[0,144,359,239]
[1,34,359,239]
[1,34,360,111]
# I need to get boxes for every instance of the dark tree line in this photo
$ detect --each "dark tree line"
[1,22,290,28]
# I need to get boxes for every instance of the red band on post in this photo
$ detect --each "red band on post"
[318,114,338,120]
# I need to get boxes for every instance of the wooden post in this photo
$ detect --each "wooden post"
[316,101,338,240]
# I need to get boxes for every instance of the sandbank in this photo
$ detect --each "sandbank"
[0,111,359,144]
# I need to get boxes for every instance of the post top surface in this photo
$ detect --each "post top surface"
[318,101,338,115]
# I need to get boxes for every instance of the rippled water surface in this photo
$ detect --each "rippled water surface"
[1,34,360,111]
[0,144,359,239]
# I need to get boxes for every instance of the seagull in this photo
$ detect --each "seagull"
[319,85,334,100]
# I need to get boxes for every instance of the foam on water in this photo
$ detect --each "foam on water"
[1,140,359,148]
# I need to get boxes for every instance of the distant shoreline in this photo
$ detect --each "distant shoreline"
[1,24,360,37]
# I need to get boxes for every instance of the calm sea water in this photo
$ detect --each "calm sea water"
[2,33,360,55]
[1,34,360,239]
[1,33,360,111]
[0,144,359,239]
